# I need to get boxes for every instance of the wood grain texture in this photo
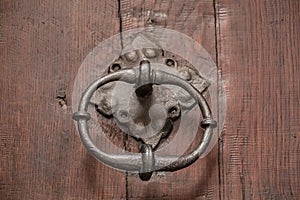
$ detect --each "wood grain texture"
[216,0,300,199]
[0,0,299,199]
[0,0,126,199]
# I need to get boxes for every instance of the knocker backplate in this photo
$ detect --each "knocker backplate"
[90,47,211,149]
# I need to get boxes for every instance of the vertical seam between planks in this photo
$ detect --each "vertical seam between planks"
[117,0,127,199]
[213,0,223,200]
[117,0,124,49]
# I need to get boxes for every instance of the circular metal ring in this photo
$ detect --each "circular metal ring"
[73,66,217,173]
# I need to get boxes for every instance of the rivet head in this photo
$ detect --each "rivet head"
[165,58,175,67]
[109,63,121,73]
[124,51,138,62]
[117,110,130,123]
[168,105,181,120]
[143,48,157,58]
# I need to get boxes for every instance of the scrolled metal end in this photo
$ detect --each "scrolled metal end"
[73,111,91,121]
[201,118,217,128]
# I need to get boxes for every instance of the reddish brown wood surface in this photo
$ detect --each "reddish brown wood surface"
[0,0,299,200]
[0,1,126,199]
[217,0,300,199]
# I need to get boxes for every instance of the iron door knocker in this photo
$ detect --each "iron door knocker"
[73,58,217,181]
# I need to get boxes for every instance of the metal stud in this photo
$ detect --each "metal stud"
[124,51,138,62]
[143,48,157,58]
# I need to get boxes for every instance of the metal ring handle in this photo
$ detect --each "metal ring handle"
[73,60,217,177]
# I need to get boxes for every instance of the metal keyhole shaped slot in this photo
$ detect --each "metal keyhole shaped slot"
[73,57,217,181]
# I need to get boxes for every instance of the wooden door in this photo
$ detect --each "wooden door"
[0,0,299,199]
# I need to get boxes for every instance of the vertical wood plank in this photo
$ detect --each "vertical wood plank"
[0,0,126,199]
[216,0,300,199]
[119,0,219,199]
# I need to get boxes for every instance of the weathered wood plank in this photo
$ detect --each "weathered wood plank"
[119,0,220,199]
[0,0,126,199]
[216,0,300,199]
